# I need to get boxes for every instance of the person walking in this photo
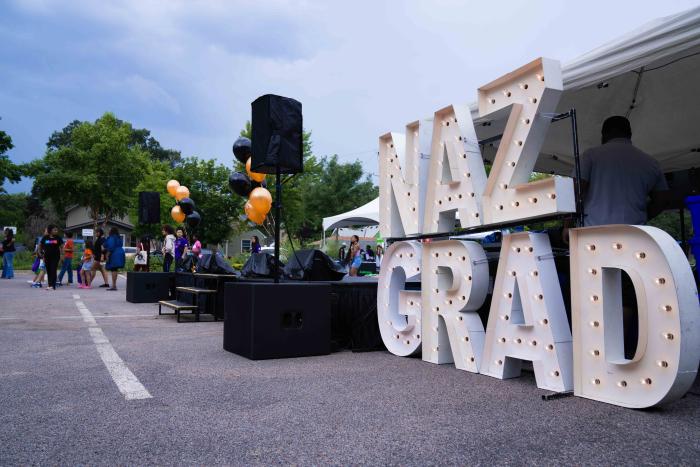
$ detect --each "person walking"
[1,228,16,279]
[92,228,110,288]
[103,227,125,291]
[161,225,176,272]
[39,224,63,290]
[78,241,95,289]
[57,231,74,286]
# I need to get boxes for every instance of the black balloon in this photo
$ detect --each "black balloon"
[228,171,253,197]
[232,137,252,164]
[186,211,201,228]
[179,197,195,215]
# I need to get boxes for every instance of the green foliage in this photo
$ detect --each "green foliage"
[301,155,378,239]
[31,113,151,228]
[0,129,22,193]
[648,209,693,242]
[170,157,243,245]
[0,193,28,230]
[46,118,181,166]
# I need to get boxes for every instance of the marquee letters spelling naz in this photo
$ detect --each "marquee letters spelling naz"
[377,58,700,409]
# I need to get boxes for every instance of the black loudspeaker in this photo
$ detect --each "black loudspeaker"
[251,94,303,174]
[126,272,172,303]
[223,282,330,359]
[138,191,160,224]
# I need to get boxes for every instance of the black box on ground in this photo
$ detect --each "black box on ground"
[126,272,173,303]
[223,282,330,359]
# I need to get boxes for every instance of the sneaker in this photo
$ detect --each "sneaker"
[32,283,42,288]
[99,284,109,288]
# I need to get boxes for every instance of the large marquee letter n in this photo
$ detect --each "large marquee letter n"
[570,225,700,408]
[379,124,425,238]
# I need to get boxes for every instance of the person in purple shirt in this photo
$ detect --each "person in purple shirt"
[174,227,189,265]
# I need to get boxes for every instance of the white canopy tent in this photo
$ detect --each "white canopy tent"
[322,197,380,231]
[321,198,380,246]
[322,7,700,233]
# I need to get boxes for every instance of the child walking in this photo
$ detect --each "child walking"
[79,241,95,289]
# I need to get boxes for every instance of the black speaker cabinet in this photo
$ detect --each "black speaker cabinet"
[138,191,160,224]
[224,282,330,359]
[126,272,173,303]
[251,94,303,174]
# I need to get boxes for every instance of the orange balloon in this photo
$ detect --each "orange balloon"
[249,187,272,215]
[246,158,266,183]
[245,201,265,225]
[175,185,190,201]
[171,205,185,223]
[167,180,180,197]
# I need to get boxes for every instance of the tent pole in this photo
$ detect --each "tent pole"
[274,166,281,284]
[570,108,584,227]
[680,207,687,255]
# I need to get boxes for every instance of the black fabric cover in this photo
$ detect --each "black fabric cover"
[329,282,385,352]
[251,94,303,174]
[197,253,236,275]
[283,249,346,281]
[241,252,284,278]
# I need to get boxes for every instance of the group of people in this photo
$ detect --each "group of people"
[27,225,125,291]
[160,225,201,272]
[339,235,384,277]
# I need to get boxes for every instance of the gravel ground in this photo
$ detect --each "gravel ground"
[1,272,699,465]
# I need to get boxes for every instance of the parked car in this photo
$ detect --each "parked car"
[123,247,137,258]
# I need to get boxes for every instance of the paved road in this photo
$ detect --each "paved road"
[1,272,699,465]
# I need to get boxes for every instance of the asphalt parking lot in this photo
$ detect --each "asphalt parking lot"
[1,272,699,465]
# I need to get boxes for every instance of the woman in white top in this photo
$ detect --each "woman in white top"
[161,225,176,272]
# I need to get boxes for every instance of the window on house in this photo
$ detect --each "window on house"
[241,239,251,253]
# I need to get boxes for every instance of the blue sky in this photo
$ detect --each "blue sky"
[1,0,697,194]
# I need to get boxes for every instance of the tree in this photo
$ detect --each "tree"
[170,157,243,246]
[46,118,181,166]
[30,112,150,229]
[0,193,28,229]
[0,129,22,193]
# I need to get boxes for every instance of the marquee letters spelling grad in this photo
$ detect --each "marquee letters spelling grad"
[377,58,700,408]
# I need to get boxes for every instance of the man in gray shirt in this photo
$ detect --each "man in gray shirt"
[575,116,670,226]
[568,116,670,360]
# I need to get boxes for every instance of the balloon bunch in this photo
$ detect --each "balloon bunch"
[228,137,272,225]
[167,180,201,228]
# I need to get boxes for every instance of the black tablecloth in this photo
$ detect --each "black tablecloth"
[330,282,385,352]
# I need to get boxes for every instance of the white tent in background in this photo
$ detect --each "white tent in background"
[322,7,700,233]
[322,197,379,231]
[321,198,379,247]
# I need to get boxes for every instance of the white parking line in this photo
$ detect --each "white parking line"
[73,298,152,401]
